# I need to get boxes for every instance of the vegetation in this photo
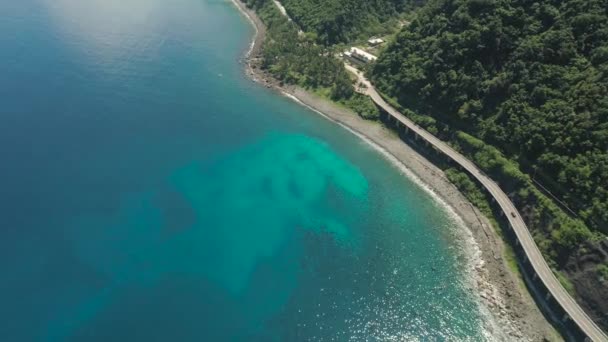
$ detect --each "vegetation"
[454,132,593,262]
[243,0,348,88]
[598,262,608,281]
[556,271,576,295]
[342,93,381,119]
[279,0,418,44]
[372,0,608,263]
[445,168,494,218]
[242,0,380,119]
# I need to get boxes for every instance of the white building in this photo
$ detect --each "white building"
[344,47,378,64]
[368,38,384,46]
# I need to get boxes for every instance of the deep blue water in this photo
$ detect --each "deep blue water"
[0,0,498,340]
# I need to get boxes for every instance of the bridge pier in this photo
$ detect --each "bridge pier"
[545,292,552,301]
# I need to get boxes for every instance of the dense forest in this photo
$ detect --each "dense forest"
[243,0,348,89]
[372,1,608,325]
[280,0,414,44]
[372,0,608,246]
[242,0,379,117]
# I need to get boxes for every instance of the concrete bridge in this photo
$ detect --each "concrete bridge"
[345,63,608,342]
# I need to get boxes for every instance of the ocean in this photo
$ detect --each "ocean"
[0,0,497,340]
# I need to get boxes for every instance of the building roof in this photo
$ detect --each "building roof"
[368,38,384,45]
[350,47,377,62]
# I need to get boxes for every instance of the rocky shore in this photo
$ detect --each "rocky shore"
[230,0,561,340]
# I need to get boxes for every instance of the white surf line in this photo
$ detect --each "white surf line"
[281,93,471,233]
[282,93,472,236]
[282,91,519,340]
[230,0,470,245]
[229,0,257,58]
[229,1,514,337]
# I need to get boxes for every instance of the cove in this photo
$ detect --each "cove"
[1,0,496,340]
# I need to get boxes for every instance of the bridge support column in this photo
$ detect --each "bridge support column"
[562,314,570,322]
[545,292,552,301]
[533,273,538,281]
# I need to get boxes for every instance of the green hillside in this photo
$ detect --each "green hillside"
[371,0,608,327]
[280,0,415,44]
[372,0,608,239]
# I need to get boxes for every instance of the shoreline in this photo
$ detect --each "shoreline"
[229,0,559,340]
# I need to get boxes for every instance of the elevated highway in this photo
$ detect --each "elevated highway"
[345,63,608,342]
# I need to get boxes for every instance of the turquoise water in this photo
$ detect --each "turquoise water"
[0,0,496,340]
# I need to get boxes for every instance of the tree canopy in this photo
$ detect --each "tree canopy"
[280,0,415,44]
[242,0,380,118]
[372,0,608,237]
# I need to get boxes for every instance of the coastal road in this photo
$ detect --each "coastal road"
[272,0,304,35]
[345,64,608,342]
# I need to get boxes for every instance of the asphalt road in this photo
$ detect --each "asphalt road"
[346,63,608,342]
